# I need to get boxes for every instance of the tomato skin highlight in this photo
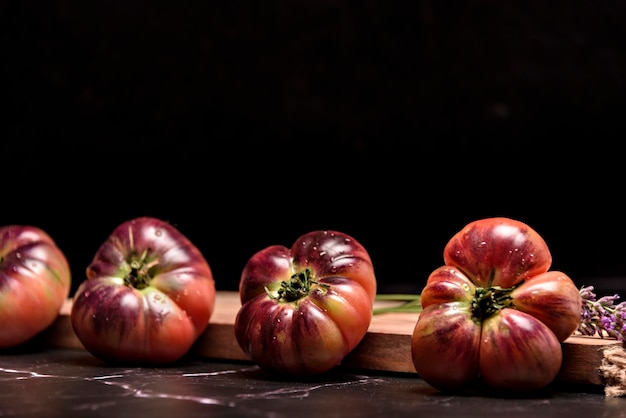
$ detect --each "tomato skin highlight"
[235,230,377,376]
[411,302,481,392]
[236,291,358,376]
[412,217,582,393]
[443,217,552,288]
[0,226,71,348]
[70,217,216,365]
[479,309,562,392]
[510,270,582,342]
[420,266,476,308]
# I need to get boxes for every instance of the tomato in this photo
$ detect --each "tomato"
[70,217,216,365]
[0,225,71,348]
[234,230,377,376]
[411,217,582,393]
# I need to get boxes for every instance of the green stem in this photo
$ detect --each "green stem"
[373,294,422,315]
[265,268,329,302]
[124,249,158,290]
[471,286,514,321]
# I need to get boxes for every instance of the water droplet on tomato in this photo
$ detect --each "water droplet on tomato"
[15,252,21,259]
[155,229,162,237]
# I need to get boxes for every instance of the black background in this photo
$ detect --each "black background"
[3,1,626,296]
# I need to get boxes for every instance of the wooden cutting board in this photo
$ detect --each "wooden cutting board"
[41,291,620,386]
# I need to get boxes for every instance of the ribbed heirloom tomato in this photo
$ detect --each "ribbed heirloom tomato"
[71,217,216,365]
[411,217,582,393]
[0,225,71,348]
[234,230,377,376]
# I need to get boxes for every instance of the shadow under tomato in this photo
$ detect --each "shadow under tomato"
[412,378,604,399]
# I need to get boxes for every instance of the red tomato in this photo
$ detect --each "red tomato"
[234,230,377,376]
[411,217,582,393]
[70,217,216,364]
[0,225,71,348]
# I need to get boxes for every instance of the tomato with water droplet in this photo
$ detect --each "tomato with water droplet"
[411,217,582,394]
[235,230,377,376]
[71,216,215,365]
[0,225,71,348]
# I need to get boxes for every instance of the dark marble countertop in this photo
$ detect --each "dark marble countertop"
[0,347,623,418]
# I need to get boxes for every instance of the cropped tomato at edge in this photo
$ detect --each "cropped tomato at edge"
[0,225,72,348]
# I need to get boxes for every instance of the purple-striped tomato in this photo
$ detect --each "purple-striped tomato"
[71,217,216,365]
[411,217,582,393]
[0,225,71,348]
[234,230,377,376]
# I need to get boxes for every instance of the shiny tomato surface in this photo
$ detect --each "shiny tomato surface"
[71,217,215,365]
[235,230,377,376]
[0,225,71,348]
[412,217,582,393]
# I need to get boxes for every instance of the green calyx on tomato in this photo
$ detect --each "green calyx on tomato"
[265,268,330,302]
[235,230,377,376]
[71,217,216,365]
[375,286,516,321]
[124,249,158,290]
[471,286,513,321]
[409,217,582,394]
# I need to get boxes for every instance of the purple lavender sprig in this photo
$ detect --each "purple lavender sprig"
[578,285,626,341]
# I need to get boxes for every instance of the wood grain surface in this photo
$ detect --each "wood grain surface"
[41,291,621,386]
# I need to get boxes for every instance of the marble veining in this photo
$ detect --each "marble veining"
[235,375,384,400]
[0,347,620,418]
[0,350,390,418]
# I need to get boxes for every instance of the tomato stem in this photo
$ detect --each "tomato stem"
[372,286,517,318]
[373,294,422,315]
[266,268,329,302]
[124,249,158,290]
[471,286,514,320]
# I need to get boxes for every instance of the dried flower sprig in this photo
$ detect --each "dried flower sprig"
[578,285,626,341]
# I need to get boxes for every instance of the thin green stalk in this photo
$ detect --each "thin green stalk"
[373,294,422,315]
